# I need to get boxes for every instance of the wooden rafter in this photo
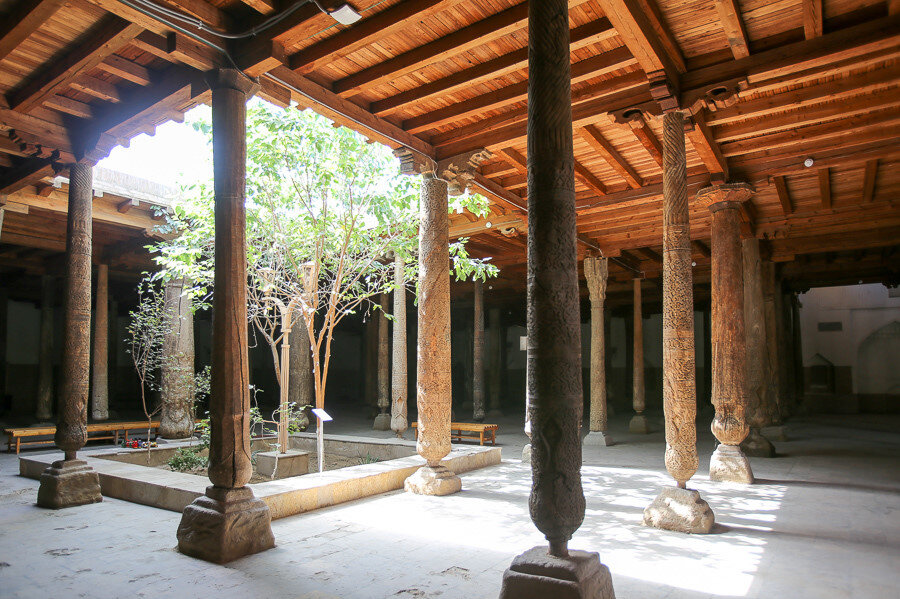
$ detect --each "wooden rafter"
[636,247,663,262]
[595,0,685,78]
[573,162,609,196]
[862,160,879,202]
[0,156,59,195]
[714,0,751,59]
[578,125,643,188]
[773,175,793,215]
[0,0,64,63]
[802,0,824,39]
[6,16,142,112]
[692,240,711,258]
[625,115,664,166]
[685,112,728,179]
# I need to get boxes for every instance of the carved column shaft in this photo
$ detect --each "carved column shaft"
[584,256,608,434]
[487,306,502,415]
[742,238,768,430]
[377,292,390,414]
[288,325,314,409]
[160,278,195,439]
[36,275,55,420]
[391,254,408,436]
[91,263,109,421]
[473,279,485,421]
[762,261,782,424]
[633,279,645,413]
[661,111,699,487]
[526,0,584,557]
[56,162,93,460]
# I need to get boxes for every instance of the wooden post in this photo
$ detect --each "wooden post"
[487,306,503,418]
[501,0,614,593]
[643,111,714,534]
[373,293,391,430]
[584,256,611,446]
[791,294,805,403]
[90,263,109,421]
[391,253,408,437]
[288,325,314,411]
[698,182,755,484]
[364,302,378,414]
[629,278,649,433]
[176,68,273,563]
[741,238,776,457]
[159,278,195,439]
[473,279,485,421]
[36,162,102,509]
[762,261,783,425]
[36,275,55,421]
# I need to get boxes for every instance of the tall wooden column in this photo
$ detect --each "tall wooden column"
[473,279,485,421]
[584,255,611,446]
[36,275,55,421]
[629,278,649,433]
[288,325,314,411]
[698,182,755,484]
[487,306,503,418]
[762,261,784,425]
[741,238,776,457]
[160,278,195,439]
[791,294,805,403]
[643,111,713,534]
[373,293,391,430]
[90,263,109,421]
[36,162,102,509]
[177,69,273,563]
[500,0,614,595]
[390,253,408,437]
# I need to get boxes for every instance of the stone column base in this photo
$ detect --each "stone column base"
[500,546,616,599]
[643,487,714,534]
[629,414,650,434]
[522,443,531,464]
[741,428,776,458]
[404,464,461,496]
[373,413,391,430]
[36,459,102,509]
[583,431,613,447]
[709,444,754,484]
[177,486,275,563]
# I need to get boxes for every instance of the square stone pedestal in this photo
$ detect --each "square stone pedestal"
[629,414,650,434]
[373,413,391,430]
[256,450,309,479]
[643,486,714,534]
[583,431,613,447]
[36,459,102,509]
[404,464,461,496]
[177,486,274,563]
[709,444,754,484]
[500,546,615,599]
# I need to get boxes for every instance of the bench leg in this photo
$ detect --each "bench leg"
[17,437,21,455]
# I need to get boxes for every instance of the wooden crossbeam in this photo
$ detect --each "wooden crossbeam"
[44,95,93,119]
[862,160,879,202]
[573,162,609,196]
[578,125,642,188]
[0,0,64,63]
[685,112,728,179]
[70,76,121,103]
[802,0,824,39]
[714,0,751,59]
[636,247,663,262]
[625,115,664,167]
[595,0,685,78]
[96,55,152,86]
[0,156,59,194]
[7,15,142,112]
[692,240,711,258]
[773,175,793,215]
[470,173,527,214]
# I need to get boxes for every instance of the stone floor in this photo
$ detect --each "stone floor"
[1,410,898,599]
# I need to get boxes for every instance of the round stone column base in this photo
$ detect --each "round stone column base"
[372,413,391,430]
[709,444,754,484]
[499,545,616,599]
[643,487,715,534]
[629,414,650,434]
[36,459,102,509]
[583,431,613,447]
[741,428,776,458]
[177,485,274,564]
[404,464,461,496]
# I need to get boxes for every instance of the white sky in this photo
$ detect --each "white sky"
[97,105,212,190]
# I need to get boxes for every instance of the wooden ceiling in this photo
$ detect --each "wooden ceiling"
[0,0,898,295]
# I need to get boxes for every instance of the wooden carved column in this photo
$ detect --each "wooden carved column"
[791,294,805,404]
[176,69,273,563]
[487,306,503,418]
[473,279,485,421]
[160,278,195,440]
[629,278,649,433]
[390,253,408,437]
[643,111,714,534]
[698,182,755,484]
[36,162,102,509]
[36,275,55,421]
[500,0,614,595]
[584,255,611,446]
[90,263,109,421]
[288,325,314,413]
[741,238,776,457]
[373,293,391,430]
[762,261,784,426]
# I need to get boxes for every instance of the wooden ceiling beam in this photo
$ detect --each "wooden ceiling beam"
[6,16,142,112]
[802,0,824,40]
[773,175,793,215]
[686,112,728,179]
[862,160,879,203]
[96,55,152,86]
[470,173,527,214]
[573,162,609,196]
[734,139,900,181]
[43,96,93,119]
[636,247,663,262]
[0,0,64,63]
[0,157,59,195]
[70,76,121,103]
[578,125,643,188]
[714,0,751,59]
[595,0,685,77]
[692,240,711,258]
[449,213,525,239]
[289,0,468,75]
[624,114,664,166]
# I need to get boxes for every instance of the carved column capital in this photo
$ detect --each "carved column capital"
[697,181,754,212]
[436,149,493,196]
[204,68,259,96]
[583,255,608,304]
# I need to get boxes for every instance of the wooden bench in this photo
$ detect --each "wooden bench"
[411,422,498,446]
[5,421,162,454]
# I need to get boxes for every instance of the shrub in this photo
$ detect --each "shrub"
[168,447,207,472]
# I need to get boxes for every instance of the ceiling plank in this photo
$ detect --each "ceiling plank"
[802,0,824,40]
[578,125,643,188]
[714,0,751,59]
[773,175,793,215]
[862,159,879,202]
[0,0,64,64]
[7,16,142,112]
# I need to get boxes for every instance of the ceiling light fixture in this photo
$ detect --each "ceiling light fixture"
[328,3,362,25]
[803,157,815,168]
